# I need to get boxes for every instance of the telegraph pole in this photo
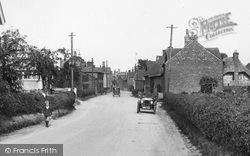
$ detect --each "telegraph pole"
[167,24,177,48]
[106,60,108,88]
[166,24,177,94]
[69,32,75,92]
[91,58,94,89]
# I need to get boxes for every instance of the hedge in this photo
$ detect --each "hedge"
[0,91,75,117]
[77,88,95,98]
[163,92,250,155]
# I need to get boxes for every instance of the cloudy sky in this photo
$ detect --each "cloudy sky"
[1,0,249,71]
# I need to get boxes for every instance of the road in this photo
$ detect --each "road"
[0,91,200,156]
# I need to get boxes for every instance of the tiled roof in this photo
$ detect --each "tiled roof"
[223,57,250,76]
[205,48,221,60]
[146,56,165,77]
[134,69,147,80]
[123,72,135,80]
[164,48,182,59]
[164,41,221,60]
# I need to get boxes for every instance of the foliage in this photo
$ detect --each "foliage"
[77,88,95,98]
[0,29,28,92]
[26,47,59,94]
[131,89,143,97]
[246,63,250,71]
[137,59,148,70]
[0,91,75,117]
[199,76,218,93]
[163,92,250,155]
[220,53,228,59]
[53,48,83,89]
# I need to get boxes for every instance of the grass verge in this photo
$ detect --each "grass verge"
[0,108,74,136]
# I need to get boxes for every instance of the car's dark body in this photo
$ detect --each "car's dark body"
[137,95,157,114]
[112,87,120,97]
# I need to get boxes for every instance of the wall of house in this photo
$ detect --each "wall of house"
[135,80,144,90]
[22,79,43,90]
[223,73,233,86]
[224,72,250,86]
[153,76,164,94]
[165,44,223,94]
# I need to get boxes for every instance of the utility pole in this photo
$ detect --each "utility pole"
[167,24,177,48]
[91,58,94,89]
[166,24,177,94]
[106,60,108,88]
[69,32,75,92]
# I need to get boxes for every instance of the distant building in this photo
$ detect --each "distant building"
[145,56,165,94]
[223,51,250,86]
[134,69,147,91]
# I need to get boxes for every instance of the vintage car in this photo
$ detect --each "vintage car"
[137,93,157,114]
[112,87,120,97]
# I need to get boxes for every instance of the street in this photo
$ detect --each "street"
[0,91,200,156]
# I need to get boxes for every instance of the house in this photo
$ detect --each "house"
[134,69,147,90]
[101,61,112,90]
[123,71,135,91]
[164,30,223,94]
[117,75,126,90]
[223,51,250,86]
[145,56,165,95]
[81,62,104,94]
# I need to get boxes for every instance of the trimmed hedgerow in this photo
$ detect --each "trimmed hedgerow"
[163,92,250,155]
[77,88,95,98]
[0,91,75,117]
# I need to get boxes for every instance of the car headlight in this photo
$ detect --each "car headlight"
[141,100,143,104]
[150,101,153,104]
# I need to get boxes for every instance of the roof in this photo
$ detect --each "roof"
[146,56,165,77]
[82,66,104,73]
[118,75,126,80]
[164,41,221,61]
[134,69,147,81]
[223,57,250,76]
[123,72,135,80]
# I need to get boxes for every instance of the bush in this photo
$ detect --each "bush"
[163,92,250,155]
[0,91,75,117]
[77,88,95,98]
[131,89,143,97]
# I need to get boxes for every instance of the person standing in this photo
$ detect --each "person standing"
[43,99,52,127]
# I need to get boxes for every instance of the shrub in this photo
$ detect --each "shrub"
[0,91,75,117]
[131,89,143,97]
[163,92,250,155]
[77,88,95,98]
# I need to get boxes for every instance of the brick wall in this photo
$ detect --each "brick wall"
[164,42,223,94]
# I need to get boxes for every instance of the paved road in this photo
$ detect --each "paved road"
[0,91,200,156]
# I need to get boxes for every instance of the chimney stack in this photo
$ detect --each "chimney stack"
[184,29,191,46]
[233,50,239,84]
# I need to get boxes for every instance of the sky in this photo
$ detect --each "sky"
[1,0,250,71]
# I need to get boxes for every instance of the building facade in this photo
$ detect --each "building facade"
[164,32,223,94]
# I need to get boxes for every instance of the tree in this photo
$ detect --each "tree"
[53,48,83,89]
[199,76,218,94]
[137,59,148,70]
[246,63,250,71]
[220,53,228,60]
[26,47,59,94]
[0,29,28,92]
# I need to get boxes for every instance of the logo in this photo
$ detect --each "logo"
[5,148,11,153]
[188,12,237,41]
